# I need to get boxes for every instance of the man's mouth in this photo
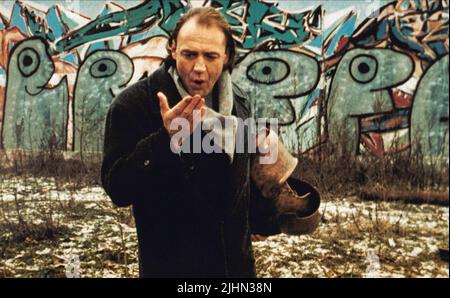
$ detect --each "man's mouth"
[191,79,206,89]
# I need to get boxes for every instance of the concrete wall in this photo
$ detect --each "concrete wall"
[0,0,448,160]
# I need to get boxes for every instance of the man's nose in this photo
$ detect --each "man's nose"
[193,58,206,73]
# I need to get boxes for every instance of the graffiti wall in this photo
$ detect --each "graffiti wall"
[0,0,448,161]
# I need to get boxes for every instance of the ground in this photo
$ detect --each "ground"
[0,175,448,277]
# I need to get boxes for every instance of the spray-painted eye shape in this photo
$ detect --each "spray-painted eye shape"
[246,58,290,85]
[349,55,378,84]
[18,48,40,77]
[90,58,117,78]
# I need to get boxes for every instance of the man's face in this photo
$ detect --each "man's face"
[171,18,229,97]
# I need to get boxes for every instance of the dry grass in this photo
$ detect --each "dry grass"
[0,127,448,277]
[292,130,449,201]
[0,175,136,277]
[0,174,448,278]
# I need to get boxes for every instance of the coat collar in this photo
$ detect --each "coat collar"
[147,62,183,110]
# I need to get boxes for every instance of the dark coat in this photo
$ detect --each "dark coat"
[101,63,280,277]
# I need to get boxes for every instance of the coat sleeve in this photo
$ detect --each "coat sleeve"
[101,97,180,207]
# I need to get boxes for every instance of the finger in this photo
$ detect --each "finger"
[192,94,202,102]
[200,106,206,119]
[185,106,202,124]
[171,95,193,115]
[182,95,201,118]
[157,92,170,115]
[192,96,205,112]
[191,100,204,122]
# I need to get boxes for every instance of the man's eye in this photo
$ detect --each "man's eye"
[183,53,196,58]
[205,54,218,60]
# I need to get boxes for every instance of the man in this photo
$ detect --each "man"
[101,7,281,277]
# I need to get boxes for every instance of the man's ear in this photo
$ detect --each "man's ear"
[223,52,229,67]
[170,42,177,60]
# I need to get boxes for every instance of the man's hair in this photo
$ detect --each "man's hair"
[165,7,236,72]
